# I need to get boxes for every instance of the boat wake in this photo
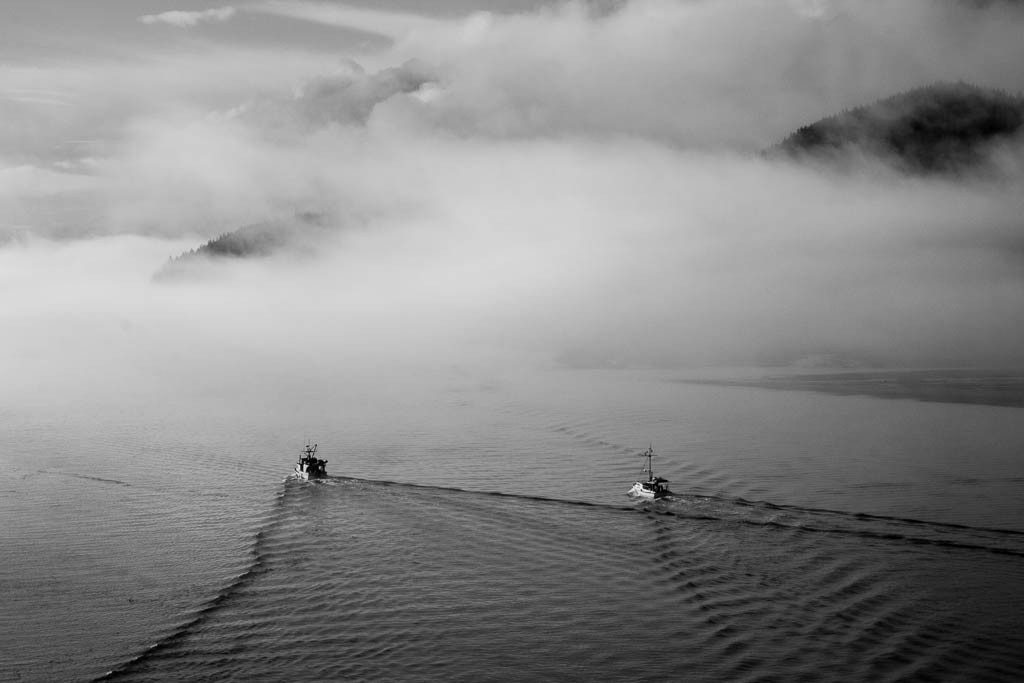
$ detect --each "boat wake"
[36,470,133,487]
[654,492,1024,558]
[94,483,292,682]
[97,475,1024,682]
[327,476,1024,558]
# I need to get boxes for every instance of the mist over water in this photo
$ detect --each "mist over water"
[3,0,1024,376]
[4,1,1024,681]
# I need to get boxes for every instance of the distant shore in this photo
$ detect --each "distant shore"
[679,369,1024,408]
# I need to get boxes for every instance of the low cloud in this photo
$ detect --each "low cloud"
[139,7,237,28]
[236,58,439,130]
[250,0,445,39]
[4,0,1024,405]
[360,0,1024,148]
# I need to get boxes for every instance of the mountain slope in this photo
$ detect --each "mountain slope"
[770,82,1024,173]
[155,212,326,280]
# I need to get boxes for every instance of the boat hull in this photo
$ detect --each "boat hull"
[294,465,326,480]
[629,481,669,499]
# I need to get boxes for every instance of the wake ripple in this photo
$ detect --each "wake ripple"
[99,475,1024,682]
[94,483,293,682]
[326,476,1024,559]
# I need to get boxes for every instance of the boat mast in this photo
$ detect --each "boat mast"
[641,444,655,481]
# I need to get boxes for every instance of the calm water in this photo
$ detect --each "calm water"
[2,368,1024,681]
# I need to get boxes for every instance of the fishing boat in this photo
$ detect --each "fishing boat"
[294,442,328,480]
[628,445,671,499]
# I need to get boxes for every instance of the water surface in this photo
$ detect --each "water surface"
[2,368,1023,681]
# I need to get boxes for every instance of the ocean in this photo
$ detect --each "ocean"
[2,367,1024,682]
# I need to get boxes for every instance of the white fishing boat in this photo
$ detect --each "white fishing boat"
[628,445,671,499]
[294,442,327,480]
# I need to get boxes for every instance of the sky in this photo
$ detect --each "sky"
[3,0,1024,405]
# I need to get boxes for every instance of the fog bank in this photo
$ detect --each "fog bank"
[3,0,1024,406]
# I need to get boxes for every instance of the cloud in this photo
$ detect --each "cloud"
[139,7,237,28]
[356,0,1024,148]
[298,60,436,123]
[250,0,445,39]
[4,0,1024,394]
[235,58,438,130]
[0,88,72,107]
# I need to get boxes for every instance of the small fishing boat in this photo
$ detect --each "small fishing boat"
[294,442,327,480]
[628,445,671,499]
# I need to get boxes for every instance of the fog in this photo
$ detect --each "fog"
[3,0,1024,406]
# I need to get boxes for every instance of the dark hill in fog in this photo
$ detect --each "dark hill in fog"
[770,82,1024,174]
[155,212,326,280]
